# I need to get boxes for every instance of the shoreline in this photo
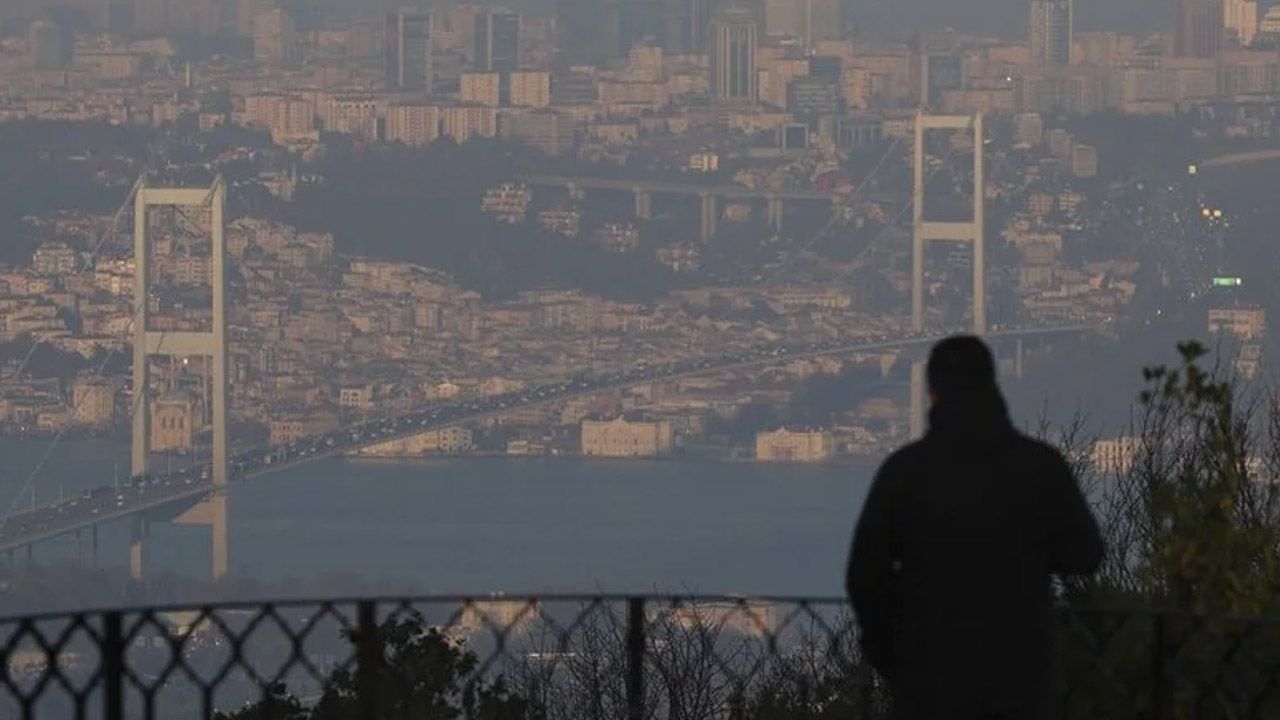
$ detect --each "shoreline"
[345,449,882,470]
[0,436,884,472]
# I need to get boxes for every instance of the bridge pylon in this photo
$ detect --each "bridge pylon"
[910,360,927,440]
[132,177,230,581]
[913,113,986,336]
[699,192,717,241]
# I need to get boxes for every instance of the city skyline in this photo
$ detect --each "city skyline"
[0,0,1277,620]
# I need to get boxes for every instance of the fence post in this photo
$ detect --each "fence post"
[102,612,124,720]
[1151,613,1167,720]
[626,597,646,720]
[356,601,380,720]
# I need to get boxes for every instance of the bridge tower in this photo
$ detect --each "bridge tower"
[910,113,986,437]
[912,112,986,336]
[132,178,230,581]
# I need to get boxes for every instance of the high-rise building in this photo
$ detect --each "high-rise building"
[659,0,708,53]
[386,104,441,146]
[253,8,299,64]
[1173,0,1224,58]
[552,66,598,104]
[763,0,841,46]
[555,0,621,66]
[441,105,499,142]
[28,20,68,71]
[386,8,433,93]
[763,0,803,38]
[621,0,662,52]
[918,51,963,106]
[244,93,316,143]
[710,5,757,104]
[236,0,271,37]
[501,109,577,155]
[806,0,843,44]
[1029,0,1072,67]
[461,72,501,106]
[1261,6,1280,37]
[1224,0,1259,46]
[349,19,383,59]
[510,71,553,107]
[475,9,519,72]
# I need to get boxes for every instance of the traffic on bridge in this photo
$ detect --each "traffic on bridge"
[0,325,1093,554]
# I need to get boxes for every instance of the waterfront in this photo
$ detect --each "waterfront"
[0,439,871,597]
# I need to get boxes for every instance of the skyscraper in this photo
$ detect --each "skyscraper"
[1224,0,1259,46]
[659,0,708,54]
[475,9,519,73]
[28,20,68,71]
[1173,0,1225,58]
[710,5,757,104]
[1029,0,1072,67]
[763,0,841,46]
[805,0,843,45]
[386,8,433,93]
[555,0,621,66]
[253,7,299,64]
[763,0,804,39]
[237,0,264,37]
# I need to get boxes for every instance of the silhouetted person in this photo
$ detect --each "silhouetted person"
[846,336,1103,720]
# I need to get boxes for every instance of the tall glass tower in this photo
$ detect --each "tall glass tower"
[386,8,433,93]
[475,9,520,72]
[710,5,758,104]
[1029,0,1072,67]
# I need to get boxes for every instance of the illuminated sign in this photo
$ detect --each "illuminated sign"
[1212,277,1243,287]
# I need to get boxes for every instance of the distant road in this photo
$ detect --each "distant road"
[521,175,839,201]
[0,325,1097,554]
[1199,149,1280,170]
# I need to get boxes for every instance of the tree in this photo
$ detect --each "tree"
[1089,341,1280,615]
[1056,341,1280,718]
[220,613,537,720]
[215,683,307,720]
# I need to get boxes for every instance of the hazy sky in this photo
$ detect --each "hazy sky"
[0,0,1210,41]
[292,0,1191,39]
[848,0,1178,38]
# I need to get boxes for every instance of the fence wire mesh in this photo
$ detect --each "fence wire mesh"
[0,596,1274,720]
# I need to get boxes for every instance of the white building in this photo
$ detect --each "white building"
[460,72,502,107]
[581,418,675,458]
[1092,437,1141,475]
[756,428,836,463]
[1208,306,1266,341]
[1225,0,1260,46]
[509,71,553,108]
[386,104,441,146]
[357,427,474,457]
[481,183,533,223]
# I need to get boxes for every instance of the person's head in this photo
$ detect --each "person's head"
[926,335,998,404]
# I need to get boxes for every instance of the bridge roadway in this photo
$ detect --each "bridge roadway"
[1199,148,1280,170]
[0,325,1094,555]
[520,175,839,202]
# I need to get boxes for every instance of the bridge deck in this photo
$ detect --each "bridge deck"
[521,175,840,201]
[0,326,1094,554]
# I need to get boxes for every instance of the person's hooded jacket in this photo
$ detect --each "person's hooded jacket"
[846,388,1104,720]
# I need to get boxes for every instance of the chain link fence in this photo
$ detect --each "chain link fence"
[0,595,1275,719]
